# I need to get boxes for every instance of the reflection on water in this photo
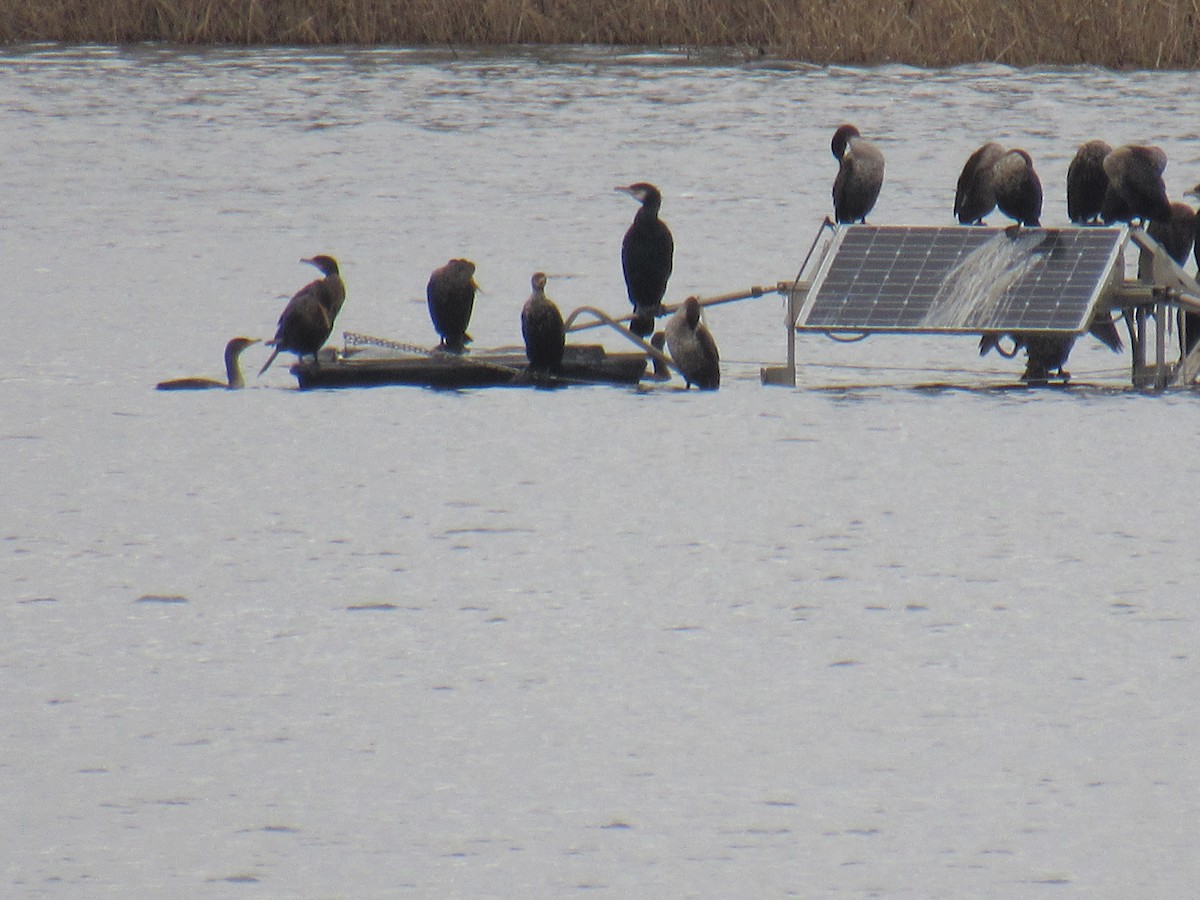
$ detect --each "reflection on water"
[2,47,1199,897]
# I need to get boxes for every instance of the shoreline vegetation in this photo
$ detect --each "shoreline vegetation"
[3,1,1199,68]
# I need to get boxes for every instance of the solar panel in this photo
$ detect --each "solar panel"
[796,225,1126,333]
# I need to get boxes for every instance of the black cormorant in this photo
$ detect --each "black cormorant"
[1066,140,1113,224]
[521,272,566,372]
[427,258,479,353]
[157,337,259,390]
[1146,200,1200,355]
[618,182,674,337]
[259,255,345,374]
[831,124,885,225]
[1189,185,1200,271]
[1101,145,1171,225]
[664,296,720,390]
[992,149,1042,227]
[954,142,1005,225]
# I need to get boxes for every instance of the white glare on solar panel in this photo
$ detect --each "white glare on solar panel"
[796,225,1125,333]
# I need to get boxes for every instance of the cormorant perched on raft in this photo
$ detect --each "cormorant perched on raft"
[954,142,1005,225]
[521,272,565,372]
[1066,140,1113,224]
[427,258,479,353]
[830,124,884,224]
[1146,200,1199,355]
[259,255,345,374]
[991,149,1042,226]
[617,182,674,337]
[664,296,720,390]
[157,337,259,390]
[1188,185,1200,271]
[1101,145,1171,225]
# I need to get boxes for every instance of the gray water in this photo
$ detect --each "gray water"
[2,45,1199,897]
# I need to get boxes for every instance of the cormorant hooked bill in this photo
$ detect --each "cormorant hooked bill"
[156,337,259,390]
[831,124,884,224]
[991,149,1042,227]
[618,182,674,337]
[954,142,1005,225]
[1066,140,1113,224]
[664,296,720,390]
[427,258,479,353]
[521,272,566,372]
[1101,145,1171,225]
[259,255,345,375]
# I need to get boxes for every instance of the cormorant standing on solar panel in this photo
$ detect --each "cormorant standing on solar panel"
[259,255,345,374]
[954,142,1005,225]
[618,182,674,337]
[992,149,1042,227]
[521,272,565,372]
[831,124,885,224]
[157,337,259,390]
[1101,145,1171,225]
[1066,140,1113,224]
[665,296,720,390]
[427,258,479,353]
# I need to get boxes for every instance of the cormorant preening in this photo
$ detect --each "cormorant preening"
[618,182,674,337]
[521,272,566,372]
[992,149,1042,227]
[427,258,479,353]
[1101,145,1171,225]
[156,337,259,390]
[664,296,720,390]
[954,142,1005,225]
[831,124,885,224]
[259,255,345,374]
[1066,140,1113,224]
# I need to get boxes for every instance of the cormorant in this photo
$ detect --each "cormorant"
[1189,185,1200,271]
[664,296,720,390]
[831,124,885,224]
[1066,140,1113,224]
[156,337,259,390]
[617,182,674,337]
[1101,145,1171,225]
[979,332,1075,383]
[1146,200,1199,355]
[954,142,1005,225]
[992,149,1042,227]
[521,272,565,372]
[259,255,345,374]
[427,258,479,353]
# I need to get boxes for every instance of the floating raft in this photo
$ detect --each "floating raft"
[291,343,648,390]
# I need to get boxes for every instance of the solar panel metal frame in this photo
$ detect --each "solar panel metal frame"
[795,225,1127,335]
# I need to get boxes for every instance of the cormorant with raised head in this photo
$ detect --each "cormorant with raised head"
[521,272,565,372]
[618,182,673,337]
[1066,140,1112,224]
[1101,145,1171,225]
[831,124,885,224]
[665,296,720,390]
[954,142,1005,225]
[992,149,1042,226]
[427,258,479,353]
[157,337,259,390]
[259,255,345,374]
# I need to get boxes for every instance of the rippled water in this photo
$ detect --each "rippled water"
[3,46,1199,896]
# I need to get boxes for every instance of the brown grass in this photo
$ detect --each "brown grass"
[3,0,1199,68]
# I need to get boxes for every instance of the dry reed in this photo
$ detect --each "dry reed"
[3,0,1199,68]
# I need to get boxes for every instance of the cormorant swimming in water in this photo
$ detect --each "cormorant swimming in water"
[156,337,259,390]
[1066,140,1113,224]
[259,255,345,374]
[954,142,1005,225]
[991,149,1042,227]
[521,272,566,372]
[427,258,479,353]
[1101,145,1171,225]
[618,182,674,337]
[830,124,885,225]
[664,296,720,390]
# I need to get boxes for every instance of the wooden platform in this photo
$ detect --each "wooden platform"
[290,344,648,390]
